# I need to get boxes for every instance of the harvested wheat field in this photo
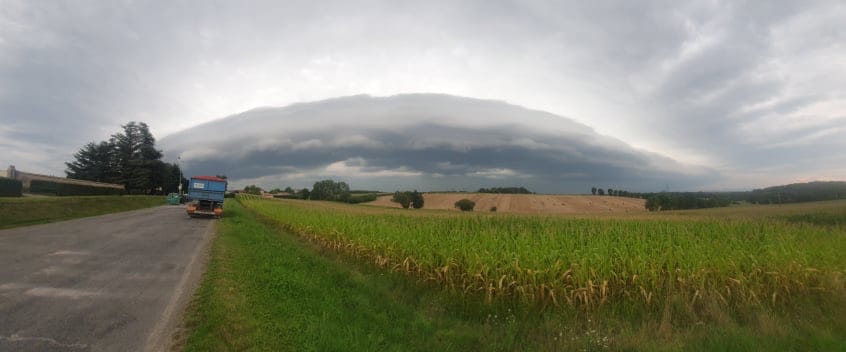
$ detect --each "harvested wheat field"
[367,193,646,214]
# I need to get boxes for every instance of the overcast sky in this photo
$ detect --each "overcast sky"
[1,1,844,191]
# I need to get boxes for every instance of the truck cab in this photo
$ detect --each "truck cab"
[186,176,227,218]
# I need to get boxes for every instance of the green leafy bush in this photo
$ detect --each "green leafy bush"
[392,192,411,208]
[454,199,475,211]
[392,191,424,209]
[410,191,424,209]
[347,193,378,204]
[311,180,350,201]
[243,185,263,195]
[0,177,22,197]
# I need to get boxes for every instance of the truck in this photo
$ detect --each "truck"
[186,176,227,218]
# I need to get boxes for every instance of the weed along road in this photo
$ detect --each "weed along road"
[0,205,214,351]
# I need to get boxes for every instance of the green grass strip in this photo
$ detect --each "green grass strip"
[0,195,165,230]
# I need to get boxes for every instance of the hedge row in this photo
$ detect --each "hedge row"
[30,180,125,196]
[346,193,378,204]
[0,177,22,197]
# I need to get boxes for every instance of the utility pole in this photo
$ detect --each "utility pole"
[177,156,182,195]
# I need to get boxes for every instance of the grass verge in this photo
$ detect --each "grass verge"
[0,195,165,230]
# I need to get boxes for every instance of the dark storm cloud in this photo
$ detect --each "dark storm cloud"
[161,94,716,192]
[1,1,844,187]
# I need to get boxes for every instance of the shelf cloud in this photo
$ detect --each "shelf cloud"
[161,94,717,192]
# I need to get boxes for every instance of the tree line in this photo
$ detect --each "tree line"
[477,187,533,194]
[65,122,184,194]
[240,179,428,208]
[643,193,732,211]
[746,181,846,204]
[591,181,846,211]
[240,180,388,205]
[590,187,638,197]
[591,185,735,211]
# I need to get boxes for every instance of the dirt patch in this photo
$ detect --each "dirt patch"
[366,193,646,215]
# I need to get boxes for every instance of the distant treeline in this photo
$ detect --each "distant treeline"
[591,187,732,211]
[242,180,380,204]
[591,187,636,197]
[643,193,732,211]
[592,181,846,211]
[746,182,846,204]
[478,187,533,194]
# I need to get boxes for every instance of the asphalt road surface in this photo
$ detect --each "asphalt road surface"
[0,205,215,352]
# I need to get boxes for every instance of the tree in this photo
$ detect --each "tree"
[311,180,350,201]
[66,121,172,194]
[269,188,283,194]
[161,163,184,194]
[410,190,424,209]
[597,189,605,195]
[182,178,190,193]
[65,141,117,183]
[591,187,597,195]
[607,188,613,196]
[297,188,311,200]
[454,199,475,211]
[391,190,425,209]
[111,122,163,194]
[284,186,294,193]
[645,196,659,211]
[244,185,262,195]
[392,191,411,208]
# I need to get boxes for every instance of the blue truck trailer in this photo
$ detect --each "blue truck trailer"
[186,175,227,218]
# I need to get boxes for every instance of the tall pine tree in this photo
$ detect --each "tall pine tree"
[66,121,181,194]
[65,141,118,183]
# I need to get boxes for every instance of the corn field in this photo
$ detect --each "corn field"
[239,195,846,310]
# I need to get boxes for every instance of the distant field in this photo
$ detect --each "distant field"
[0,196,165,230]
[367,193,647,214]
[224,196,846,349]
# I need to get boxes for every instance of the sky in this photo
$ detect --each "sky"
[1,0,844,191]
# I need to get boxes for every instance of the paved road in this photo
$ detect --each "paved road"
[0,205,215,351]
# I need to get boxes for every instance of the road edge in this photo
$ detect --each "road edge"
[143,219,217,352]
